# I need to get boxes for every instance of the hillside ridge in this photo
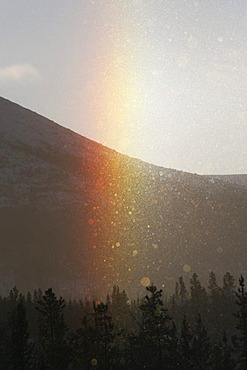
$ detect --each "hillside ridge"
[0,97,247,297]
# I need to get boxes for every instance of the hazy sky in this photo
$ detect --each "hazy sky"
[1,0,246,174]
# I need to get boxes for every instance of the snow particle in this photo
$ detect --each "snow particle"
[183,264,191,273]
[217,247,223,254]
[88,218,94,225]
[91,359,97,366]
[141,276,151,287]
[132,250,138,257]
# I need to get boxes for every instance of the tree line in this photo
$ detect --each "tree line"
[0,271,246,369]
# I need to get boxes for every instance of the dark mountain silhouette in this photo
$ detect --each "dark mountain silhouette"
[0,97,247,297]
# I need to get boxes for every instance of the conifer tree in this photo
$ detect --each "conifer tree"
[71,300,115,369]
[223,272,235,299]
[178,315,193,369]
[26,292,32,305]
[223,272,235,287]
[220,272,237,339]
[110,284,130,332]
[0,322,10,369]
[33,289,43,304]
[178,276,188,305]
[139,284,171,369]
[71,314,95,370]
[8,287,20,303]
[234,275,247,367]
[211,332,234,370]
[208,271,219,295]
[207,271,225,340]
[221,332,234,369]
[189,273,207,319]
[9,300,34,370]
[191,314,211,369]
[167,321,180,369]
[93,300,114,370]
[36,288,70,369]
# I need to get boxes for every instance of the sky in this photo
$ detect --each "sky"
[0,0,246,175]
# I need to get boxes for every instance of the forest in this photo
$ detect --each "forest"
[0,271,246,370]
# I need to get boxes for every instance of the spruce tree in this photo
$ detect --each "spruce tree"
[0,321,10,369]
[71,314,95,370]
[36,288,70,369]
[189,273,207,320]
[139,284,171,369]
[110,284,130,332]
[234,275,247,367]
[223,272,235,291]
[207,271,224,341]
[93,300,114,370]
[211,332,234,370]
[9,300,34,370]
[178,276,188,305]
[178,315,193,369]
[191,314,211,369]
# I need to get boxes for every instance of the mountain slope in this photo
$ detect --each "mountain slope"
[1,97,247,297]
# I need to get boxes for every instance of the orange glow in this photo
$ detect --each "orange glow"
[75,3,151,294]
[88,218,95,225]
